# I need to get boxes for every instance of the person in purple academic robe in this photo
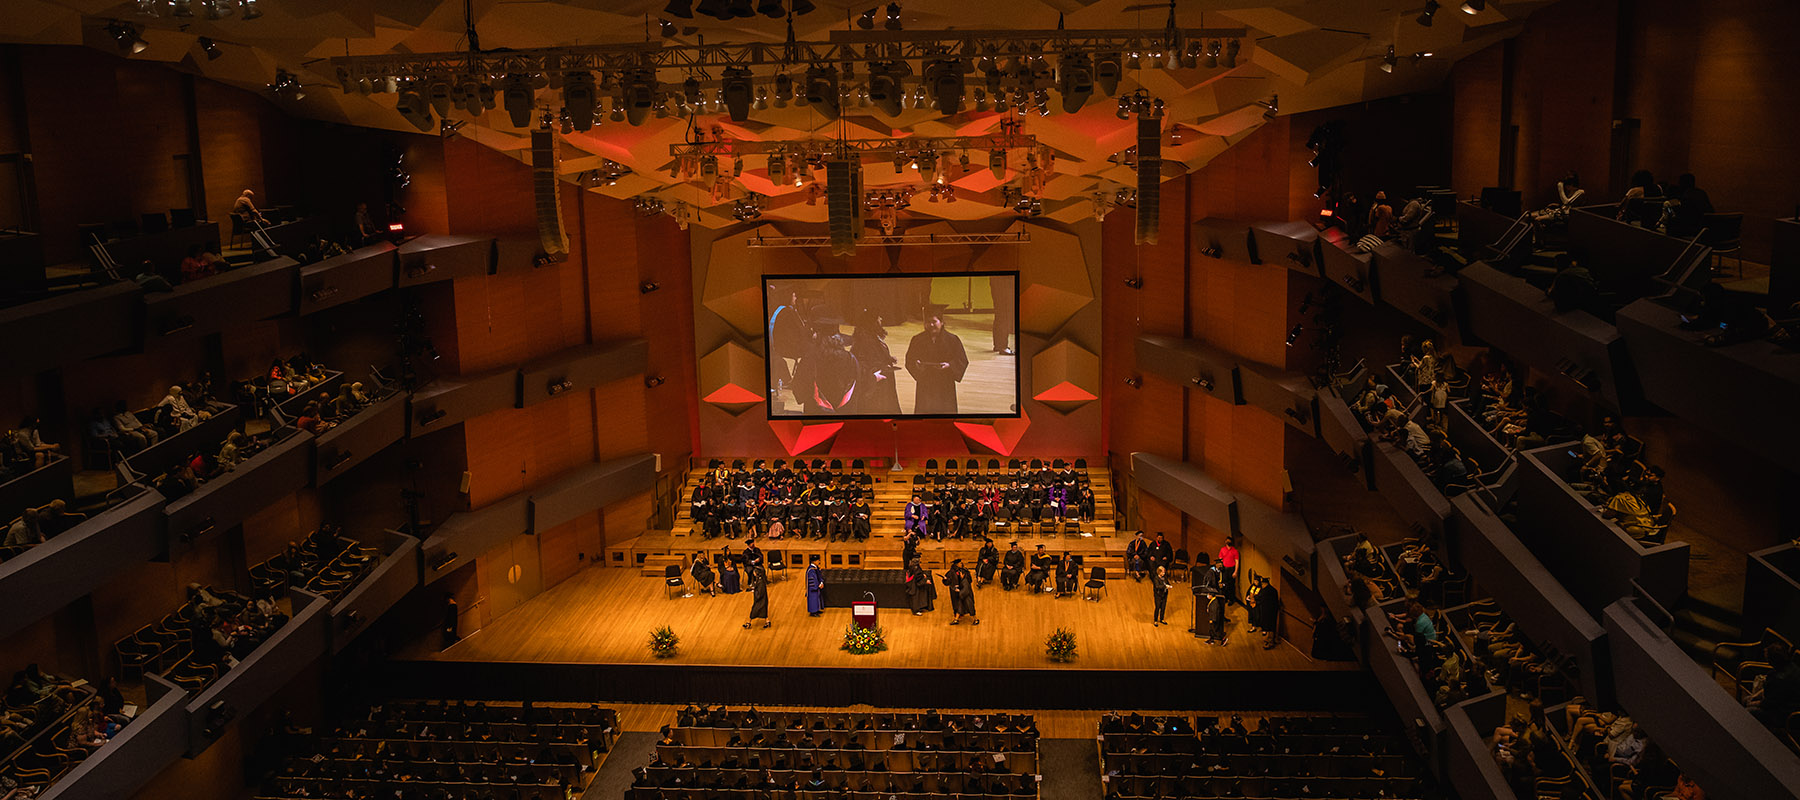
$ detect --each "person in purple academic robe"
[904,495,931,539]
[805,557,825,617]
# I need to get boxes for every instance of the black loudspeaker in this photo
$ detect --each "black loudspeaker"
[826,157,863,256]
[530,130,570,260]
[1135,116,1162,245]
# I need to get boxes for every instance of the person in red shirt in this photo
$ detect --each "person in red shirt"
[179,245,215,284]
[1217,538,1241,605]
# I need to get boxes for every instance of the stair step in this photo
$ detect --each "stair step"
[1672,607,1741,642]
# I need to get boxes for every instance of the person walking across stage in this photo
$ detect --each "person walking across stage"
[742,567,771,629]
[975,538,999,587]
[805,556,824,617]
[943,560,979,625]
[905,559,934,616]
[1205,590,1228,645]
[1000,541,1025,590]
[905,306,970,414]
[1150,565,1171,626]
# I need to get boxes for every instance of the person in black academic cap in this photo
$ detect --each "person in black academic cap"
[905,559,934,615]
[1000,541,1025,590]
[904,305,970,414]
[943,560,978,625]
[975,538,999,586]
[743,566,771,629]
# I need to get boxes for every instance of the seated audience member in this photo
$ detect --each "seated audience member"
[156,385,202,432]
[38,499,86,536]
[14,416,62,468]
[1660,173,1713,237]
[154,462,200,500]
[354,202,379,245]
[88,406,135,457]
[217,431,249,471]
[690,556,717,596]
[349,381,373,405]
[1389,601,1440,651]
[112,400,160,448]
[1529,171,1584,225]
[179,244,216,283]
[4,508,44,548]
[1600,482,1659,540]
[1616,169,1662,221]
[1749,641,1800,728]
[1546,255,1600,314]
[328,384,362,419]
[295,402,332,435]
[233,188,267,225]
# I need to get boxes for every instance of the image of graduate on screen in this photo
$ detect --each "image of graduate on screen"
[765,273,1019,419]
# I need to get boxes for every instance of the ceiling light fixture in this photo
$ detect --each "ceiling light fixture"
[107,22,149,55]
[856,7,876,29]
[1380,45,1396,73]
[198,36,222,60]
[1461,0,1486,13]
[1417,0,1440,27]
[884,2,902,31]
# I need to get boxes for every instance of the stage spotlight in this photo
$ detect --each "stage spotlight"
[664,0,694,18]
[1094,52,1123,96]
[805,65,841,120]
[857,7,876,29]
[202,0,232,20]
[396,87,435,132]
[501,74,535,127]
[1461,0,1485,12]
[620,69,659,126]
[884,2,902,30]
[1286,324,1304,346]
[108,22,149,55]
[773,72,794,107]
[757,0,784,18]
[1380,45,1397,73]
[1223,39,1240,68]
[563,71,597,131]
[1417,0,1439,26]
[868,65,905,117]
[721,66,753,121]
[1058,52,1093,112]
[198,36,221,60]
[659,18,677,37]
[240,0,262,19]
[171,0,193,17]
[988,149,1005,179]
[924,59,967,114]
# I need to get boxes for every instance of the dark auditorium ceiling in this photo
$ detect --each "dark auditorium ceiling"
[2,0,1553,227]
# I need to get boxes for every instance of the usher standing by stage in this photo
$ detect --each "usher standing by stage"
[905,306,970,414]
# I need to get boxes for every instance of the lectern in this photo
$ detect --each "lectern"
[852,595,878,629]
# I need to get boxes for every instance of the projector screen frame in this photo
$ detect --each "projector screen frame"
[760,270,1023,421]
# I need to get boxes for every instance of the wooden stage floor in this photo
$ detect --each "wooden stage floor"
[427,566,1352,674]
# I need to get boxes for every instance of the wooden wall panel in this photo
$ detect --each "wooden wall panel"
[1452,44,1506,199]
[195,77,266,232]
[1508,0,1620,205]
[462,391,597,508]
[476,533,544,624]
[537,511,598,589]
[601,490,654,548]
[241,488,323,569]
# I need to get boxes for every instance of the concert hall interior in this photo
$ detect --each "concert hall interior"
[2,0,1800,798]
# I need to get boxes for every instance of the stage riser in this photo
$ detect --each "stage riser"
[382,661,1380,712]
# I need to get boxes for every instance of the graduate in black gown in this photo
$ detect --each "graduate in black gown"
[943,560,978,625]
[1000,541,1025,590]
[905,560,933,615]
[975,538,999,586]
[849,309,902,415]
[719,550,742,594]
[904,307,970,414]
[1055,554,1079,597]
[1025,545,1052,593]
[690,557,716,597]
[743,567,771,629]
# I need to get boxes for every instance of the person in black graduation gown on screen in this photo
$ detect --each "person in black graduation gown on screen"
[850,309,902,415]
[794,328,859,415]
[905,306,970,414]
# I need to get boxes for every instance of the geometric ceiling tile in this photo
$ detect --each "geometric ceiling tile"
[1254,29,1370,86]
[699,340,766,416]
[1031,339,1100,414]
[768,420,845,457]
[702,228,778,338]
[953,410,1031,457]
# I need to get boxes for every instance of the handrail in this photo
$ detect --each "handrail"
[1629,577,1676,630]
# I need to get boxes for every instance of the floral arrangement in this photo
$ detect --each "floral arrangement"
[1046,628,1078,663]
[842,624,888,655]
[648,625,680,658]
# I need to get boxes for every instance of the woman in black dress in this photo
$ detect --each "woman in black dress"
[743,567,770,629]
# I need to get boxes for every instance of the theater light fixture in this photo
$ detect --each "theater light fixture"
[108,22,149,55]
[1461,0,1486,13]
[857,7,876,29]
[198,36,222,60]
[268,68,305,101]
[1380,45,1397,73]
[664,0,693,18]
[884,2,902,30]
[1286,324,1304,346]
[1417,0,1440,27]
